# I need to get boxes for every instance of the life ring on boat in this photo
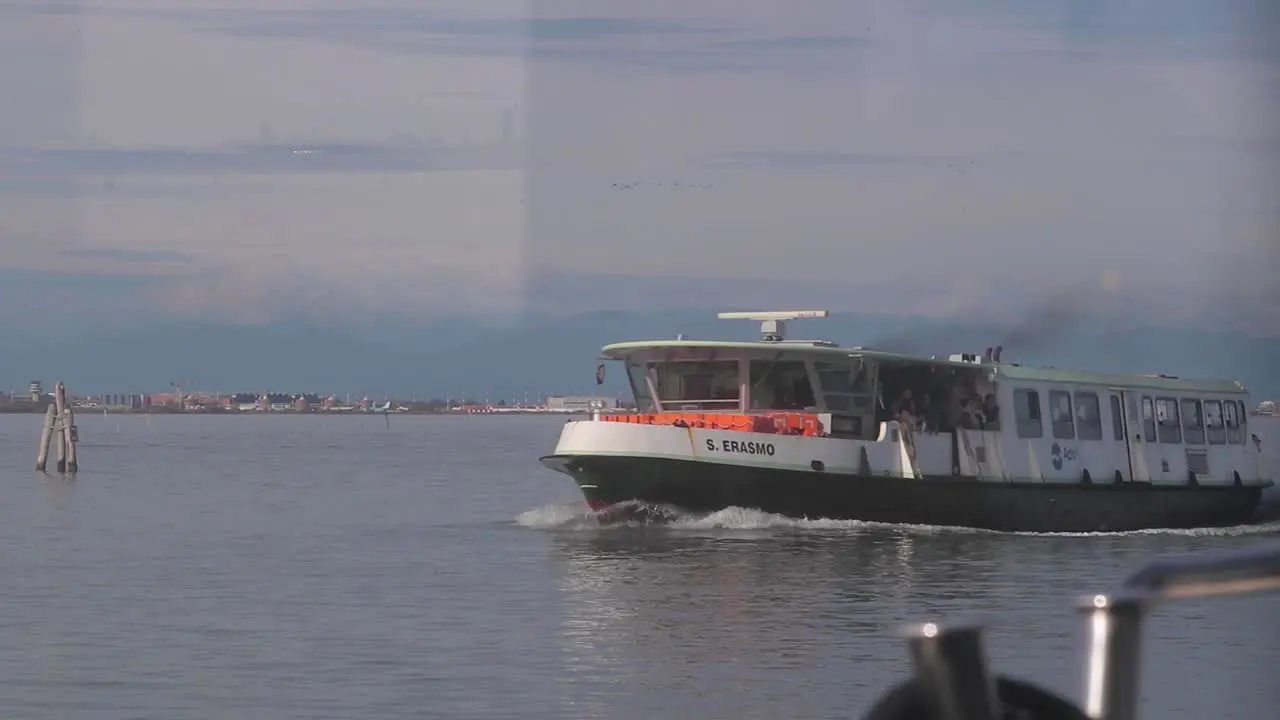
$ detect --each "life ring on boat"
[858,675,1089,720]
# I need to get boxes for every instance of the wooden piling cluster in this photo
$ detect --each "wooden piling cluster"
[36,381,79,473]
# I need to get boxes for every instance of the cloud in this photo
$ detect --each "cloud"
[0,267,171,333]
[0,142,518,177]
[522,1,1280,332]
[60,247,194,263]
[0,0,1275,338]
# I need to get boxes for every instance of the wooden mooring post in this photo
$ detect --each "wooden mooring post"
[36,381,79,473]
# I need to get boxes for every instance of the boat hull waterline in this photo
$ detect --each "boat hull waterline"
[540,454,1266,533]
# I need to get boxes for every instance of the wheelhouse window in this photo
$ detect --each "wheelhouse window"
[1074,392,1103,441]
[813,361,871,413]
[1238,400,1248,436]
[625,362,656,412]
[1141,397,1157,442]
[748,359,815,411]
[653,360,740,411]
[1049,390,1075,440]
[1225,400,1242,444]
[1109,395,1125,441]
[1014,389,1043,439]
[1180,399,1205,445]
[1155,397,1181,444]
[1204,400,1225,445]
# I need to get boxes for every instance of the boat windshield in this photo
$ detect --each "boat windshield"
[625,362,657,412]
[652,360,741,411]
[748,359,816,411]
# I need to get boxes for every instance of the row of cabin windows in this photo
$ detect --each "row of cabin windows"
[1012,388,1249,445]
[1141,396,1247,446]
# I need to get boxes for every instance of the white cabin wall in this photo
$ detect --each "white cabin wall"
[991,377,1262,487]
[998,379,1143,485]
[908,432,951,477]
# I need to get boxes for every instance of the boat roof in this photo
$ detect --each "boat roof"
[600,340,1248,395]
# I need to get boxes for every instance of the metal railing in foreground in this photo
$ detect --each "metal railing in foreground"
[858,541,1280,720]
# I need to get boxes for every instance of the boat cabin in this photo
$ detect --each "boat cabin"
[601,311,998,441]
[593,311,1259,487]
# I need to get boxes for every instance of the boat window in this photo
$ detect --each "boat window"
[1180,399,1205,445]
[1049,390,1075,440]
[1074,392,1103,441]
[1155,397,1182,443]
[1013,388,1043,439]
[1238,400,1248,433]
[1141,397,1157,442]
[1218,397,1239,443]
[748,359,816,411]
[1204,400,1226,445]
[1109,395,1125,441]
[813,361,871,416]
[652,361,740,411]
[1225,400,1242,444]
[625,362,656,412]
[824,394,853,412]
[813,361,868,395]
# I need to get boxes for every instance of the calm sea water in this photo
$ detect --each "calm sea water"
[1,413,1277,720]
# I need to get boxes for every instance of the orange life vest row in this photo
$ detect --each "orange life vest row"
[599,411,825,437]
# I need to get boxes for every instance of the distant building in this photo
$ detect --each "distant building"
[545,395,618,412]
[87,394,147,409]
[149,392,183,408]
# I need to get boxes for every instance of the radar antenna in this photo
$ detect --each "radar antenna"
[716,310,830,342]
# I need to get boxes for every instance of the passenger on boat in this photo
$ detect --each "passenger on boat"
[958,397,981,430]
[893,389,918,427]
[983,394,1000,429]
[919,393,941,433]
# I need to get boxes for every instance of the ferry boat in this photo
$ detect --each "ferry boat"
[538,311,1272,532]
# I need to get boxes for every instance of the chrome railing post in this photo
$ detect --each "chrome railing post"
[906,622,1000,720]
[1082,596,1144,720]
[1079,541,1280,720]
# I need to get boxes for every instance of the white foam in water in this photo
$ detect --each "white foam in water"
[515,502,600,530]
[515,501,1280,538]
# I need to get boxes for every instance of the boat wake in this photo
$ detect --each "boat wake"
[515,501,1280,538]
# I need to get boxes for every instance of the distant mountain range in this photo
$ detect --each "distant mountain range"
[2,309,1277,400]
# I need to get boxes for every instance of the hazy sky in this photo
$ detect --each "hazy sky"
[1,0,1277,332]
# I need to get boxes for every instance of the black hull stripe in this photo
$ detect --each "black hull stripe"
[540,454,1265,533]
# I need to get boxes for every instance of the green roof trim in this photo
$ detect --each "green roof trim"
[599,340,1248,395]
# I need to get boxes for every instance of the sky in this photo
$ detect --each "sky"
[1,0,1278,336]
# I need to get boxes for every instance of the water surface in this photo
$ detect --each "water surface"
[1,413,1277,719]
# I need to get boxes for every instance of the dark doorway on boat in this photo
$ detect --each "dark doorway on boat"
[876,362,999,433]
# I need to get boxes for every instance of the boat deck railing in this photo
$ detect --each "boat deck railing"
[864,541,1280,720]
